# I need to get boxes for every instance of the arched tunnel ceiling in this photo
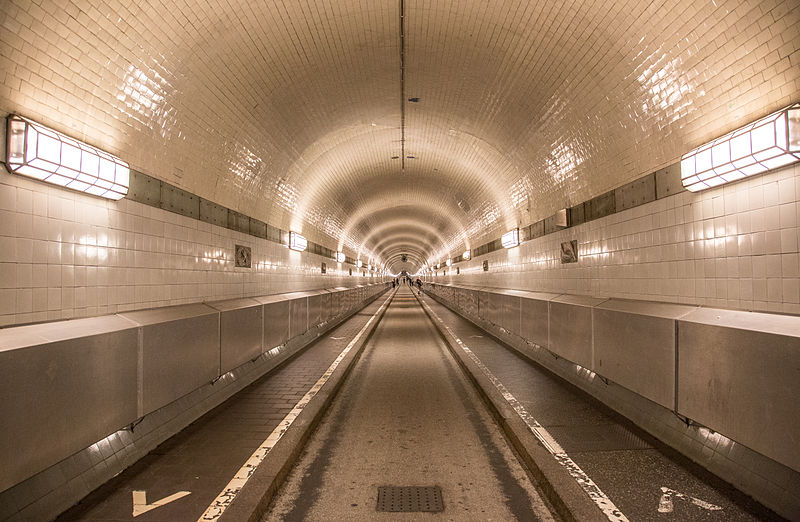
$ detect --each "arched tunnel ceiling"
[1,1,797,273]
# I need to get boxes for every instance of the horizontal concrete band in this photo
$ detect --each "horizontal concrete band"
[124,169,359,265]
[0,283,390,493]
[422,282,800,476]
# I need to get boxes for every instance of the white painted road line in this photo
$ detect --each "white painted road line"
[420,298,629,522]
[132,490,191,517]
[198,291,394,522]
[658,487,722,513]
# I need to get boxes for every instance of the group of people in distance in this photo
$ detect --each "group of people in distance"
[391,276,423,293]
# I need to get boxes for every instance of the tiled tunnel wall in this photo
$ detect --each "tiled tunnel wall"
[433,162,800,314]
[0,169,385,327]
[1,1,798,275]
[4,160,800,328]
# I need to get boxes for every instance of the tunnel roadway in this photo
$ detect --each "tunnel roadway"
[262,286,555,521]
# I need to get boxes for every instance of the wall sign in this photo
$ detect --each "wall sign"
[235,244,252,268]
[483,260,489,271]
[321,262,327,274]
[561,240,578,263]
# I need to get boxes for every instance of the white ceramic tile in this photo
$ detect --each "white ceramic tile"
[1,0,799,322]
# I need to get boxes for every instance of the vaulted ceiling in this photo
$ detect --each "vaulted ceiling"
[1,0,797,272]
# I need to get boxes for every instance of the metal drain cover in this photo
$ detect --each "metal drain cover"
[376,486,444,512]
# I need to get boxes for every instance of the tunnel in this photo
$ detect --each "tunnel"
[0,1,799,520]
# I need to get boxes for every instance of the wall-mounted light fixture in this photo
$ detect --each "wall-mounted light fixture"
[335,251,346,263]
[502,228,520,248]
[357,259,363,268]
[446,258,452,266]
[554,208,568,228]
[5,114,129,200]
[681,103,800,192]
[288,231,307,251]
[462,250,471,260]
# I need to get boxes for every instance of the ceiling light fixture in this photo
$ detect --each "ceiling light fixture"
[5,114,129,200]
[288,231,307,251]
[681,103,800,192]
[502,229,520,249]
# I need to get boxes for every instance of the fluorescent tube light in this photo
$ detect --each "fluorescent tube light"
[288,231,307,251]
[335,251,345,263]
[502,228,519,248]
[5,114,129,200]
[681,103,800,192]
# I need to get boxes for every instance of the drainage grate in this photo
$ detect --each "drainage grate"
[376,486,444,512]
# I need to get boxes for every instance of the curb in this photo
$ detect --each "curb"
[414,291,607,522]
[219,288,396,522]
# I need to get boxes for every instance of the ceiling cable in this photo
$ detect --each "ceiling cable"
[400,0,406,174]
